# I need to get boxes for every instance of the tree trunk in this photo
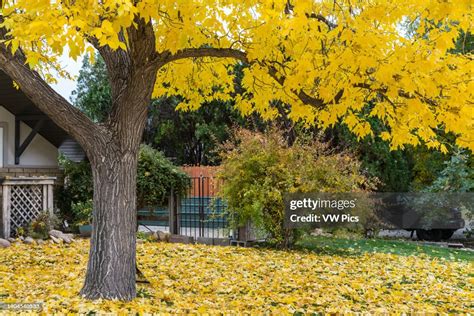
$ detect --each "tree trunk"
[0,14,160,302]
[79,142,140,300]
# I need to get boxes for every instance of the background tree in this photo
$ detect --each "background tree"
[71,56,112,122]
[426,150,474,193]
[0,0,472,301]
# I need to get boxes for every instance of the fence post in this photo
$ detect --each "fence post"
[47,183,54,215]
[2,184,10,238]
[169,189,178,235]
[175,193,180,234]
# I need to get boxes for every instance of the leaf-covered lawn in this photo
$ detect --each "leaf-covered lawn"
[0,240,473,314]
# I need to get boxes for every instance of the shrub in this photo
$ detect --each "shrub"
[425,149,473,193]
[59,145,190,226]
[218,128,377,247]
[422,149,473,232]
[137,145,190,209]
[27,211,60,239]
[57,156,93,223]
[71,200,93,225]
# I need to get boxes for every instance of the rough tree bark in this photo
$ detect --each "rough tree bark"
[0,4,338,300]
[78,20,158,300]
[80,140,141,300]
[77,51,157,299]
[0,12,158,300]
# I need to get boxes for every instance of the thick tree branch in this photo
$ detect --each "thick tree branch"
[0,51,103,150]
[84,17,158,146]
[158,47,334,109]
[85,34,132,108]
[266,65,333,109]
[163,46,440,111]
[356,83,440,108]
[306,13,338,30]
[285,0,338,30]
[159,47,249,65]
[0,15,103,153]
[91,18,158,149]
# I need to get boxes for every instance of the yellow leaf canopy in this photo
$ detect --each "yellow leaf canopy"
[0,0,472,151]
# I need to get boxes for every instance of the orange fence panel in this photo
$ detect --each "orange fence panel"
[180,166,223,197]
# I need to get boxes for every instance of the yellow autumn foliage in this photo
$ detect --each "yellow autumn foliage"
[0,0,472,152]
[0,240,472,314]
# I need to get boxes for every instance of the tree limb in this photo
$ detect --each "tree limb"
[285,0,338,30]
[84,17,158,140]
[159,47,249,65]
[0,14,103,152]
[157,47,335,109]
[0,53,104,150]
[306,13,338,30]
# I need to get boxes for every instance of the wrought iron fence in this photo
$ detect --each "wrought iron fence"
[138,176,230,240]
[177,176,229,239]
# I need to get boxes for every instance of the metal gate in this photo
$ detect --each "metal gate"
[176,176,229,239]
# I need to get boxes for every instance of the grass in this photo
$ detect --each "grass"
[296,235,474,261]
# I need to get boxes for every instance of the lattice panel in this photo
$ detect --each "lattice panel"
[9,185,43,235]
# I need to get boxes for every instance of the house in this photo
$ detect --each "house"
[0,70,84,238]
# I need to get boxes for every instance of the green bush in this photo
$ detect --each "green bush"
[422,149,474,232]
[218,128,377,248]
[57,156,93,223]
[59,145,190,226]
[27,211,60,239]
[71,200,93,225]
[137,145,190,208]
[425,149,473,193]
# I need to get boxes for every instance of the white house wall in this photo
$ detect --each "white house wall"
[0,106,58,167]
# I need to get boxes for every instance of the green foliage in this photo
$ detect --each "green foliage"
[60,146,190,225]
[218,128,377,247]
[452,30,473,55]
[137,144,190,209]
[71,200,93,225]
[425,150,474,193]
[409,147,447,191]
[145,97,251,165]
[325,115,470,193]
[70,55,112,122]
[57,155,93,223]
[145,64,269,165]
[15,227,26,237]
[136,231,151,241]
[326,120,414,192]
[27,211,60,240]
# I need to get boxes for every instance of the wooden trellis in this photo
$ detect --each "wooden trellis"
[1,177,55,238]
